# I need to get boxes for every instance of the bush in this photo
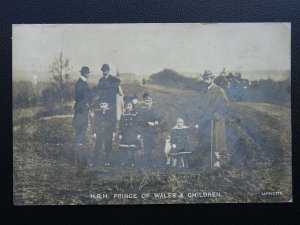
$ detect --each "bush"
[13,81,37,108]
[40,82,74,109]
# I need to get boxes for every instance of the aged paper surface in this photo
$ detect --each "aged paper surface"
[13,23,291,204]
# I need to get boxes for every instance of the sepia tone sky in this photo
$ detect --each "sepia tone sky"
[13,23,290,80]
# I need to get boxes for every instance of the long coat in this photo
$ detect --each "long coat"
[119,112,139,147]
[170,126,196,153]
[137,107,160,135]
[96,75,121,104]
[205,83,229,154]
[136,106,161,153]
[72,78,92,129]
[92,108,114,139]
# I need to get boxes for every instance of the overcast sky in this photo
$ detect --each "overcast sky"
[13,23,290,79]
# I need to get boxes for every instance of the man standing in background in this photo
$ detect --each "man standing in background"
[96,64,123,130]
[72,66,93,145]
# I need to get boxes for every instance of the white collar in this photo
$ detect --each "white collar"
[208,82,215,90]
[80,76,87,82]
[104,74,110,79]
[172,125,189,129]
[123,112,137,116]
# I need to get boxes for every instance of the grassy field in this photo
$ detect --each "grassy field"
[13,82,292,205]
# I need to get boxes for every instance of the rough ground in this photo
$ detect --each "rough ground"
[13,84,292,205]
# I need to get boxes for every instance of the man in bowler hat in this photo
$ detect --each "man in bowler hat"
[72,66,93,145]
[96,64,123,129]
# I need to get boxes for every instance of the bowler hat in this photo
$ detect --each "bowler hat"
[79,66,90,75]
[101,64,110,72]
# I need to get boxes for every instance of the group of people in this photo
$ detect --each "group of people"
[72,64,229,169]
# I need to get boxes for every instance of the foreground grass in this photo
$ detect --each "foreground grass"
[13,139,290,205]
[13,84,292,205]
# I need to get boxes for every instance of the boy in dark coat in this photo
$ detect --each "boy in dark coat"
[92,97,115,166]
[119,97,140,167]
[169,117,198,168]
[137,93,160,166]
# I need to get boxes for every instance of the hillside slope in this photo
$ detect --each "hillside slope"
[13,83,292,204]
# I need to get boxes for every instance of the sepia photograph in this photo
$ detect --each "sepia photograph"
[12,23,291,205]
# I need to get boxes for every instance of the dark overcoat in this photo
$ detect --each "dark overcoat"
[137,107,160,135]
[72,78,92,128]
[92,108,114,139]
[170,126,189,152]
[119,112,139,146]
[96,75,121,104]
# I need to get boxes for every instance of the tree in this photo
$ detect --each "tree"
[49,52,72,104]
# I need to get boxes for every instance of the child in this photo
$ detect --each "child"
[137,92,160,166]
[119,97,140,167]
[92,98,115,166]
[168,117,198,168]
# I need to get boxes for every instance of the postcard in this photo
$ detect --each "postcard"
[13,23,291,205]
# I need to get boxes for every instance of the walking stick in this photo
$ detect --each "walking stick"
[211,117,213,169]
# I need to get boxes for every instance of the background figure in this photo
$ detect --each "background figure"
[137,92,160,167]
[96,64,123,128]
[92,98,114,166]
[202,73,229,169]
[72,66,92,145]
[118,98,140,167]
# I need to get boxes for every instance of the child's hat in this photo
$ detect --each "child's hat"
[97,94,109,104]
[123,95,138,106]
[143,92,152,100]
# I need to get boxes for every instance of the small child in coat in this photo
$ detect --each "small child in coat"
[137,92,160,166]
[92,99,115,166]
[168,117,198,168]
[119,97,140,167]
